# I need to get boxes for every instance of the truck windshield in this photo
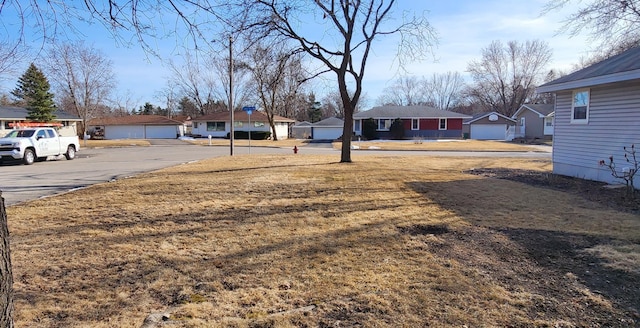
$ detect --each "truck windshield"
[4,130,35,138]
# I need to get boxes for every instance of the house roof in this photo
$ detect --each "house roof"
[0,106,82,121]
[463,111,516,124]
[354,105,471,119]
[511,104,555,118]
[193,111,295,123]
[89,115,185,126]
[537,46,640,93]
[293,121,312,127]
[312,117,344,127]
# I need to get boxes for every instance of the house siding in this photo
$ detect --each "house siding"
[516,110,546,139]
[553,80,640,185]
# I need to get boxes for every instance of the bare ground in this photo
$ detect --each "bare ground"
[465,168,640,325]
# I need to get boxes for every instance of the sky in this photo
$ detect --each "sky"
[0,0,592,111]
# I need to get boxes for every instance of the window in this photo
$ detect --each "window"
[377,119,391,130]
[572,89,589,123]
[193,122,198,129]
[354,120,361,132]
[545,117,553,127]
[439,118,447,130]
[207,122,225,131]
[411,119,419,130]
[234,121,244,128]
[254,121,265,127]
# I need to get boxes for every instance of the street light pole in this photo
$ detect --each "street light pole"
[228,35,234,156]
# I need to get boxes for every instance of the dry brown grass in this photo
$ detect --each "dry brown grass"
[188,138,306,148]
[339,139,541,151]
[7,155,639,327]
[82,139,152,148]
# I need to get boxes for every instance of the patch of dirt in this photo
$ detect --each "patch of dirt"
[466,168,640,214]
[452,168,640,326]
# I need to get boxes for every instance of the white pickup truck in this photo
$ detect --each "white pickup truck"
[0,128,80,165]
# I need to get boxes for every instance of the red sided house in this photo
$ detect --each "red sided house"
[353,105,471,139]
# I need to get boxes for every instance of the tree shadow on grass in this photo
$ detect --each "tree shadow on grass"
[407,177,640,326]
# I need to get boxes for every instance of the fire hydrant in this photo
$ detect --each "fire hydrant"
[293,145,298,154]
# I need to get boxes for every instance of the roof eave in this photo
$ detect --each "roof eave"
[536,69,640,93]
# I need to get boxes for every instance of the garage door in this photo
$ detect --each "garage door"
[106,125,145,139]
[145,125,178,139]
[312,127,343,140]
[470,124,506,140]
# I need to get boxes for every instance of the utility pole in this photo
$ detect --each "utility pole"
[228,36,234,156]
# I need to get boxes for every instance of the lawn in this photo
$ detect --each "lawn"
[6,154,639,327]
[90,137,541,152]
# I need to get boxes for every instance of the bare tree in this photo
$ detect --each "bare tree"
[0,193,13,328]
[236,0,436,162]
[544,0,640,56]
[247,41,307,140]
[168,55,215,116]
[322,89,368,119]
[377,75,426,106]
[424,71,465,111]
[466,40,552,117]
[0,40,25,85]
[45,42,115,138]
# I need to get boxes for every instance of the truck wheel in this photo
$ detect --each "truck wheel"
[23,149,35,165]
[65,145,76,160]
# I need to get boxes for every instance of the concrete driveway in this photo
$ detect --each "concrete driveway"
[0,143,549,206]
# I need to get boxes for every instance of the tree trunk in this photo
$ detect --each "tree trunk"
[0,192,14,328]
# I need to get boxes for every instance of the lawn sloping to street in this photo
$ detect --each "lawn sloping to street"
[7,154,639,327]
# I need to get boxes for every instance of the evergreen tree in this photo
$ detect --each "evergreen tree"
[12,63,57,122]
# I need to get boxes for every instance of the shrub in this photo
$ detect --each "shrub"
[389,118,405,140]
[599,144,638,198]
[362,118,377,140]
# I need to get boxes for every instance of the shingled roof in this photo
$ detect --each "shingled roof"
[354,105,471,119]
[537,46,640,93]
[88,115,185,126]
[0,106,81,121]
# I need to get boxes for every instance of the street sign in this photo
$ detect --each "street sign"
[243,106,255,115]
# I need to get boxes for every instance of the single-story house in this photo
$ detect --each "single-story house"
[309,117,344,140]
[511,103,555,140]
[88,115,188,139]
[191,111,295,139]
[291,121,312,139]
[536,46,640,187]
[353,105,471,139]
[0,106,82,137]
[462,111,516,140]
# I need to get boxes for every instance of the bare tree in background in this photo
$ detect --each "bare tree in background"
[236,0,436,162]
[466,40,552,117]
[322,89,368,119]
[0,40,24,84]
[544,0,640,58]
[168,55,215,116]
[45,42,115,139]
[247,41,307,140]
[377,75,425,106]
[424,71,465,111]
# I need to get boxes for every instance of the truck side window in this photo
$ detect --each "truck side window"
[45,129,55,138]
[36,130,47,139]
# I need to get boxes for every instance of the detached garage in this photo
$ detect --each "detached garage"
[463,112,516,141]
[311,117,344,140]
[89,115,188,139]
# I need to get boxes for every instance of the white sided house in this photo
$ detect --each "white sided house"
[191,111,294,139]
[537,46,640,187]
[0,106,81,137]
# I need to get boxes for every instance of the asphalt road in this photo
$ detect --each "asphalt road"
[0,142,549,206]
